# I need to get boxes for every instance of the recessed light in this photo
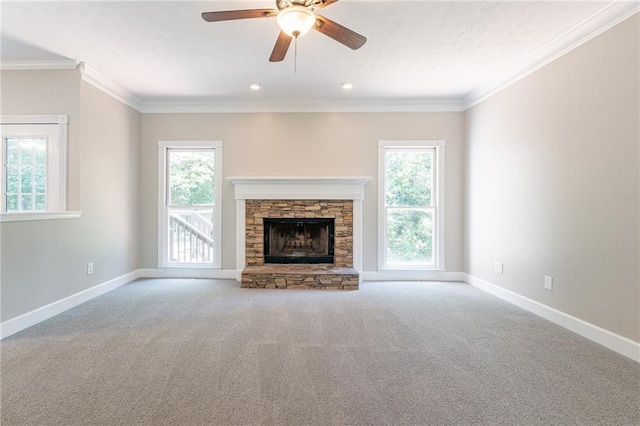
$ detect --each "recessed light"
[250,82,261,90]
[341,82,353,90]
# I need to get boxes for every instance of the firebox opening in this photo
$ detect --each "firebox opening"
[264,218,335,264]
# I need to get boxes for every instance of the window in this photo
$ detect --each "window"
[378,140,445,270]
[4,136,47,212]
[1,116,69,219]
[158,141,222,268]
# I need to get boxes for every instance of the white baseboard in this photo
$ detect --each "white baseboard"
[362,270,465,282]
[139,267,237,280]
[4,268,636,363]
[1,269,141,340]
[1,268,237,339]
[463,273,640,363]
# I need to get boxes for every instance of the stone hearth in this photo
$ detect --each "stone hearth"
[242,265,359,290]
[228,177,371,290]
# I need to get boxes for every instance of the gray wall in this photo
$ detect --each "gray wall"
[141,112,465,272]
[464,15,639,341]
[2,16,637,346]
[0,71,141,321]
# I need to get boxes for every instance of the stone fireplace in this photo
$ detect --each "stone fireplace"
[228,177,371,289]
[264,218,335,264]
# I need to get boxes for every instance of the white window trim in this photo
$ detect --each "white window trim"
[157,140,223,269]
[0,211,82,223]
[0,115,81,222]
[378,140,445,271]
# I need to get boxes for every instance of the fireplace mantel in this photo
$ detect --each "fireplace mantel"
[227,177,372,201]
[227,176,372,281]
[227,177,372,185]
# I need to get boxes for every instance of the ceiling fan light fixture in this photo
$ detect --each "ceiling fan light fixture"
[277,5,316,37]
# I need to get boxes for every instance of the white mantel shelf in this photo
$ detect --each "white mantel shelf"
[227,176,372,201]
[227,176,372,282]
[227,177,372,185]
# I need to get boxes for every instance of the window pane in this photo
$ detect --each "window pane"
[168,207,214,264]
[386,208,433,265]
[34,139,47,165]
[20,142,33,164]
[169,151,215,206]
[21,166,33,193]
[35,195,46,211]
[20,195,33,211]
[6,139,19,164]
[35,166,46,193]
[6,195,18,212]
[6,166,19,193]
[386,150,433,207]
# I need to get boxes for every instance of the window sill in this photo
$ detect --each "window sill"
[160,265,221,269]
[371,268,449,281]
[141,267,231,280]
[380,266,443,271]
[0,211,83,223]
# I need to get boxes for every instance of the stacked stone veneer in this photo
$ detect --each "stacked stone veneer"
[242,265,359,290]
[242,200,358,289]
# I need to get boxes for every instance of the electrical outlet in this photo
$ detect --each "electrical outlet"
[544,275,553,290]
[494,262,503,274]
[87,262,94,275]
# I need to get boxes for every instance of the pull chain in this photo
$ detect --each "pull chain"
[294,36,298,73]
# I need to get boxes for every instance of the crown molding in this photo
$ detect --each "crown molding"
[463,1,640,110]
[79,63,142,112]
[139,97,465,113]
[0,59,79,70]
[0,60,143,112]
[3,1,636,115]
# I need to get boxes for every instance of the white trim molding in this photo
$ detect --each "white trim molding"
[0,211,82,223]
[463,273,640,363]
[0,115,68,125]
[0,60,79,70]
[0,61,142,111]
[79,63,142,111]
[0,270,141,339]
[227,176,372,200]
[138,268,237,280]
[141,98,464,114]
[363,270,464,282]
[227,176,372,281]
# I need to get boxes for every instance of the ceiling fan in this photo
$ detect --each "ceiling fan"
[201,0,367,62]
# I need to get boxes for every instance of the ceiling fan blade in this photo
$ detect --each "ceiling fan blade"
[313,15,366,50]
[201,9,277,22]
[269,31,292,62]
[315,0,339,8]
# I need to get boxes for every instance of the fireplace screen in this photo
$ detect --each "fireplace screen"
[263,218,334,264]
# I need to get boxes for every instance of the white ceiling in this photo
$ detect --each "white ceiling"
[1,1,637,111]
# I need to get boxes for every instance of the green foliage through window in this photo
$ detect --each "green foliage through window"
[386,150,432,207]
[4,137,47,212]
[168,150,215,206]
[387,209,433,264]
[385,148,435,265]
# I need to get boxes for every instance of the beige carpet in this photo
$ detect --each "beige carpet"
[1,279,638,425]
